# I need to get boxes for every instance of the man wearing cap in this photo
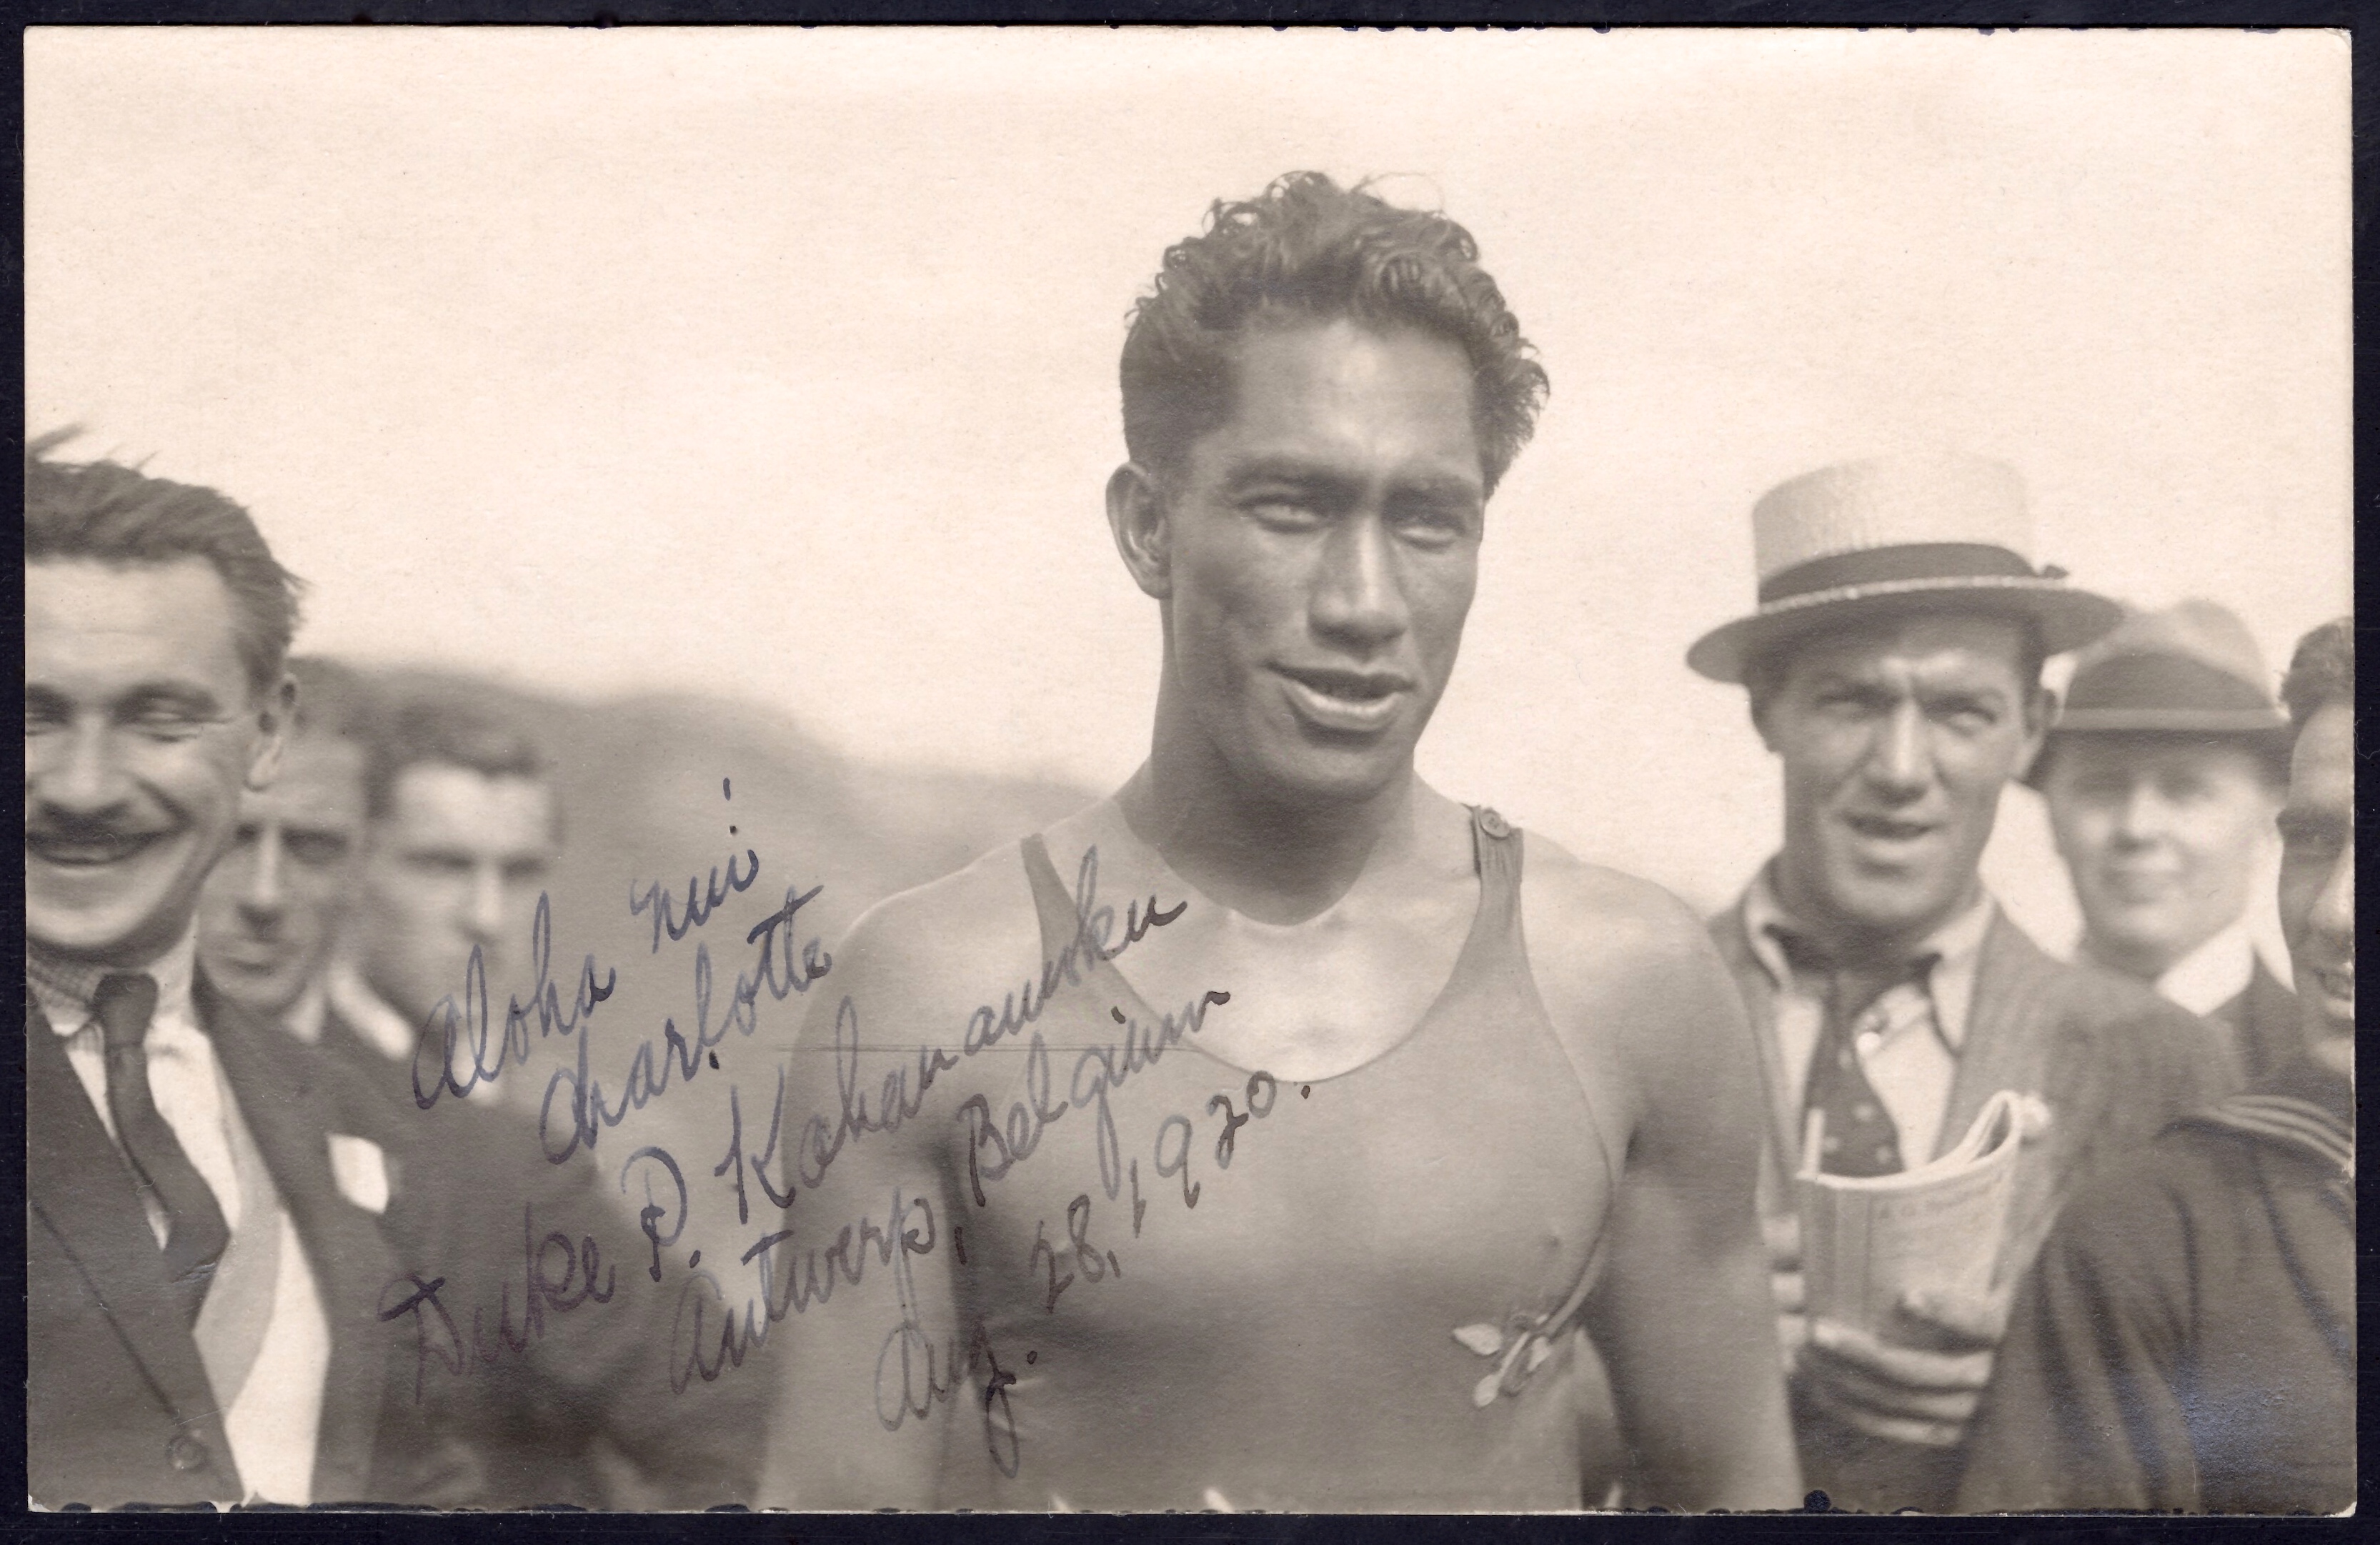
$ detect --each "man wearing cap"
[1691,454,2234,1512]
[1959,616,2354,1514]
[2033,600,2301,1084]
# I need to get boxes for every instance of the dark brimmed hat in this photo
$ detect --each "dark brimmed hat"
[1687,454,2124,684]
[2023,599,2290,789]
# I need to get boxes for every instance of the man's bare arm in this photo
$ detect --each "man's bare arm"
[755,864,1026,1508]
[1530,854,1801,1510]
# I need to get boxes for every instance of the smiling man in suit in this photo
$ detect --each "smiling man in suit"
[1959,616,2355,1514]
[24,441,446,1507]
[2031,600,2301,1084]
[1690,455,2235,1512]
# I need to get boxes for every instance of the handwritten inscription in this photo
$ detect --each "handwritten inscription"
[389,821,1231,1477]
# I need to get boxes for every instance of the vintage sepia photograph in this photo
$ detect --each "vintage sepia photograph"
[22,25,2354,1514]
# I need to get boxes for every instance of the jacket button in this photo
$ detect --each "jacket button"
[166,1434,210,1473]
[1477,807,1512,839]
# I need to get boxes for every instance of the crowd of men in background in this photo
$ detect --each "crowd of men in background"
[22,173,2356,1514]
[27,447,760,1508]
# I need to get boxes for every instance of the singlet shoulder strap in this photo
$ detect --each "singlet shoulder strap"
[1017,833,1083,964]
[1465,805,1523,927]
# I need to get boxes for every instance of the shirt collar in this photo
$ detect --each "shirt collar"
[2111,919,2259,1019]
[325,958,419,1062]
[280,973,330,1045]
[1742,859,1996,1052]
[27,929,199,1039]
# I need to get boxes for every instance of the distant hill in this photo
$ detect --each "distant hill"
[347,666,1093,1256]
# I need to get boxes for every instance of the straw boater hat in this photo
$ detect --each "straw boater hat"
[1686,454,2125,684]
[2022,598,2291,789]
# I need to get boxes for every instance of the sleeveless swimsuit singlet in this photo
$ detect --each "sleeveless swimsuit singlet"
[935,806,1623,1511]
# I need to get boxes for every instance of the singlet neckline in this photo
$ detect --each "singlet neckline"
[1020,806,1517,1090]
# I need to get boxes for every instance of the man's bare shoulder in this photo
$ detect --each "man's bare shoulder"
[822,839,1046,1029]
[1518,833,1751,1086]
[1519,831,1722,981]
[1517,831,1763,1150]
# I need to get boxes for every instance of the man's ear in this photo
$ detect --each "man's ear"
[1748,690,1783,755]
[2011,683,2056,781]
[247,672,297,791]
[1107,461,1172,601]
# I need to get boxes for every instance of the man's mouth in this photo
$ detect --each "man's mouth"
[2099,864,2182,902]
[211,936,292,969]
[26,829,169,867]
[1841,812,1938,846]
[1274,664,1413,734]
[2307,962,2355,1016]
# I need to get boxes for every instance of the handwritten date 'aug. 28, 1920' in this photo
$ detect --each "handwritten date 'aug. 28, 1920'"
[371,801,1266,1474]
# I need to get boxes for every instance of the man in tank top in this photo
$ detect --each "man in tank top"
[747,174,1799,1511]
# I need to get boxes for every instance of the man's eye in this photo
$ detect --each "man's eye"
[127,710,209,739]
[504,859,551,886]
[2281,824,2344,864]
[406,853,475,877]
[1394,509,1468,545]
[1245,497,1321,527]
[285,833,351,866]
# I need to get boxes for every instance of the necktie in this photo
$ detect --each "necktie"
[94,972,230,1323]
[1771,931,1934,1179]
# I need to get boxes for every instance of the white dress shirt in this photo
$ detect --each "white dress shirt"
[2102,919,2260,1019]
[1742,864,1998,1166]
[324,959,417,1061]
[26,932,330,1504]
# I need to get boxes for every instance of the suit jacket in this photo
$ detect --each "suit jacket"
[1958,1058,2354,1514]
[301,1001,769,1508]
[1709,901,2237,1511]
[26,978,453,1508]
[2207,955,2305,1091]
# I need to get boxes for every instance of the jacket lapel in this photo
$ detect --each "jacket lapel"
[1934,914,2060,1161]
[24,994,232,1464]
[199,977,394,1503]
[2239,959,2308,1087]
[1710,903,1801,1216]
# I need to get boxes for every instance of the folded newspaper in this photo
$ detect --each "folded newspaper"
[1795,1089,2028,1335]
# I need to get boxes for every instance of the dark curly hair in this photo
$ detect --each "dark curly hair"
[2281,616,2354,738]
[1120,172,1549,496]
[25,429,303,694]
[362,686,549,821]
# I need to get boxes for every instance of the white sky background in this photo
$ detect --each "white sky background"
[27,27,2351,941]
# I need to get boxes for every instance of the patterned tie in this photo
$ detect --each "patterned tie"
[1770,931,1934,1179]
[94,972,230,1323]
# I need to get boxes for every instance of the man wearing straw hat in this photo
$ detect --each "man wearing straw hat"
[1691,454,2234,1511]
[2031,600,2302,1084]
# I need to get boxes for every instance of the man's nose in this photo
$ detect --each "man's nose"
[34,719,134,814]
[464,864,507,942]
[1310,516,1408,650]
[2109,781,2168,844]
[2311,834,2356,948]
[1863,701,1932,798]
[240,830,287,917]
